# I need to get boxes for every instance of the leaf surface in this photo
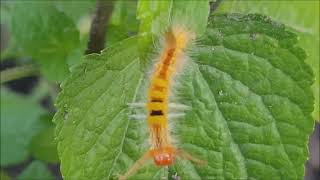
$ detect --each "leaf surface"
[170,13,314,180]
[217,0,319,120]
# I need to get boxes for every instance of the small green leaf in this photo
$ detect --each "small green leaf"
[0,88,46,167]
[106,0,139,47]
[9,2,80,82]
[137,0,210,66]
[30,127,59,163]
[170,0,210,35]
[18,161,55,180]
[137,0,172,66]
[137,0,210,36]
[54,0,97,22]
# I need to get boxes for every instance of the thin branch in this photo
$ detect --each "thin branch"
[1,64,39,84]
[210,0,223,13]
[85,0,115,54]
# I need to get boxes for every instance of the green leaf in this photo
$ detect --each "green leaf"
[0,88,46,167]
[217,0,319,120]
[18,161,55,180]
[30,126,59,163]
[171,13,314,179]
[298,31,320,120]
[106,0,139,47]
[137,0,172,66]
[53,12,315,180]
[54,0,97,22]
[9,2,80,82]
[137,0,210,66]
[137,0,210,36]
[53,37,150,179]
[0,2,25,62]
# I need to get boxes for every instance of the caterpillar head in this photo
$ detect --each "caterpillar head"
[151,147,176,166]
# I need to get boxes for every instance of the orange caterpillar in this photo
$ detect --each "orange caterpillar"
[120,26,205,180]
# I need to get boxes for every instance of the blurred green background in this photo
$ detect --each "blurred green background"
[0,0,318,179]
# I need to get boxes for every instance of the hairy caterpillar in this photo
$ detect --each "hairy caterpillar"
[120,26,205,180]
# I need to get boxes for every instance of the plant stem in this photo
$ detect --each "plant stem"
[1,65,39,84]
[85,0,115,54]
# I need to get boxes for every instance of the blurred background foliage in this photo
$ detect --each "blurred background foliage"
[0,0,318,179]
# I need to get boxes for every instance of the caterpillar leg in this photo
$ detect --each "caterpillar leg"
[127,102,191,111]
[128,114,147,120]
[127,102,146,108]
[168,103,191,110]
[176,149,207,166]
[119,151,152,180]
[168,113,185,118]
[129,113,185,120]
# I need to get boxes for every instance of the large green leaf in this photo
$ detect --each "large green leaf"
[53,11,314,180]
[217,0,319,120]
[170,13,314,179]
[0,89,46,166]
[9,2,80,82]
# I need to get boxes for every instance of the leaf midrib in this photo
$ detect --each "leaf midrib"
[107,75,143,178]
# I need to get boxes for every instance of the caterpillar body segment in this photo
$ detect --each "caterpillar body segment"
[120,26,205,180]
[128,102,191,111]
[128,113,186,121]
